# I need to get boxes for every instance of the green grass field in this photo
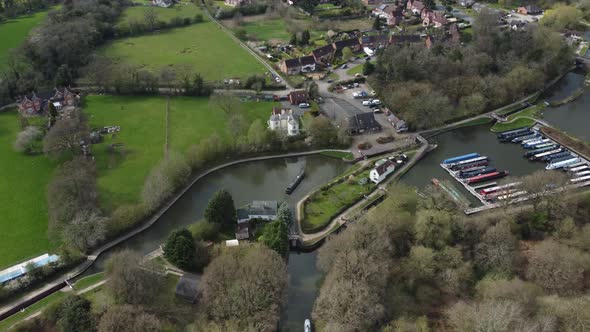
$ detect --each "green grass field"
[85,95,275,210]
[240,19,290,41]
[0,10,50,71]
[117,2,202,27]
[100,21,266,81]
[302,169,375,233]
[491,104,545,132]
[73,272,105,291]
[0,112,57,269]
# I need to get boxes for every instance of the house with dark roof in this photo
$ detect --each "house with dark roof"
[333,38,362,58]
[517,5,542,15]
[422,10,448,28]
[300,55,316,72]
[17,87,79,117]
[288,90,310,105]
[347,113,382,135]
[370,159,396,183]
[390,34,423,46]
[279,58,302,75]
[361,34,392,49]
[237,201,279,224]
[312,44,336,65]
[406,0,425,15]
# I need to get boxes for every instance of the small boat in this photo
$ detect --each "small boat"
[573,170,590,177]
[571,175,590,183]
[305,319,312,332]
[472,182,498,191]
[565,162,587,170]
[447,156,488,170]
[523,139,551,149]
[480,181,521,195]
[511,133,540,143]
[442,153,480,165]
[524,145,559,157]
[530,148,563,161]
[286,167,305,195]
[459,167,496,179]
[569,165,590,173]
[450,159,489,171]
[541,151,571,162]
[497,191,527,201]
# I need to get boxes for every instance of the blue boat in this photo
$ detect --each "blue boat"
[459,167,496,179]
[541,151,571,162]
[443,153,480,165]
[511,133,540,143]
[524,145,559,157]
[497,127,530,139]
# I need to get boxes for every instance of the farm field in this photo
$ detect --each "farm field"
[85,95,276,210]
[100,21,266,81]
[239,19,290,42]
[0,10,50,71]
[0,111,57,269]
[116,2,202,27]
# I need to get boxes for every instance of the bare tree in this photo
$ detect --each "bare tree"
[474,221,518,275]
[14,126,42,153]
[159,67,176,90]
[521,170,569,218]
[210,92,242,116]
[62,211,107,252]
[105,250,165,306]
[447,300,526,332]
[199,246,288,331]
[98,305,162,332]
[141,162,174,212]
[144,7,158,31]
[43,109,89,158]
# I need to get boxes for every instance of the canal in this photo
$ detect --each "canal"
[80,154,348,331]
[77,70,590,331]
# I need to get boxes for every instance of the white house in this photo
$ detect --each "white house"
[237,201,278,224]
[370,159,396,184]
[152,0,173,8]
[268,107,300,136]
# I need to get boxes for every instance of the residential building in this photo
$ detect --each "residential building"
[390,34,423,46]
[516,5,542,15]
[17,87,79,117]
[361,34,391,49]
[278,56,316,75]
[373,4,404,26]
[312,44,336,65]
[268,107,300,136]
[288,90,310,105]
[279,58,302,75]
[152,0,174,7]
[406,0,425,15]
[225,0,250,6]
[422,10,448,28]
[237,201,279,224]
[370,159,396,184]
[333,38,362,55]
[235,223,250,240]
[347,113,382,135]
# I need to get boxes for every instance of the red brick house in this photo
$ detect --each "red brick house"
[422,10,448,28]
[361,34,392,49]
[373,4,404,26]
[406,0,425,15]
[516,5,542,15]
[279,56,317,75]
[17,88,79,116]
[288,90,310,105]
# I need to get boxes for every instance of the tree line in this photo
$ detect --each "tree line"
[310,172,590,331]
[0,0,58,20]
[370,9,574,130]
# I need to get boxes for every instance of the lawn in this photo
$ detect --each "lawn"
[491,104,545,132]
[240,19,290,42]
[0,111,57,269]
[302,168,376,233]
[117,2,203,27]
[73,272,105,291]
[100,21,266,81]
[85,95,275,210]
[0,10,50,71]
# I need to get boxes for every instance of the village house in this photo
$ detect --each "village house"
[288,90,310,105]
[278,56,316,75]
[373,4,404,26]
[516,5,542,15]
[268,107,300,136]
[370,159,396,184]
[390,34,423,46]
[224,0,250,6]
[237,201,279,224]
[347,112,381,135]
[362,0,380,5]
[361,34,392,49]
[333,38,362,57]
[17,88,79,116]
[422,10,448,28]
[425,24,461,48]
[152,0,174,8]
[406,0,425,15]
[312,44,336,65]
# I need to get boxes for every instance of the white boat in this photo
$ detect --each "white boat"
[573,170,590,177]
[571,175,590,183]
[565,161,586,170]
[532,148,563,160]
[480,182,521,195]
[569,165,589,173]
[305,319,312,332]
[523,139,551,148]
[521,137,544,144]
[497,191,527,201]
[546,157,580,170]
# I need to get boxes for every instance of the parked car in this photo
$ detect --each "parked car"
[299,103,310,108]
[371,99,381,106]
[370,90,376,96]
[327,79,333,83]
[341,64,348,69]
[373,109,383,114]
[355,73,363,78]
[362,100,372,106]
[353,82,359,88]
[275,77,281,83]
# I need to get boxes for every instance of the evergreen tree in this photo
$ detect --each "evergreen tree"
[301,30,311,45]
[363,61,376,76]
[259,220,289,256]
[277,202,293,227]
[204,189,237,230]
[373,16,381,30]
[163,228,196,270]
[290,32,297,45]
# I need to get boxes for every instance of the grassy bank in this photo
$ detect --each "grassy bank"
[540,126,590,160]
[116,2,202,28]
[491,104,545,133]
[0,111,57,269]
[100,21,266,81]
[302,167,375,233]
[86,95,275,211]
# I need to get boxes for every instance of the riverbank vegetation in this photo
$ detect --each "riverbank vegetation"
[541,126,590,159]
[311,184,590,331]
[371,9,573,130]
[490,103,546,132]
